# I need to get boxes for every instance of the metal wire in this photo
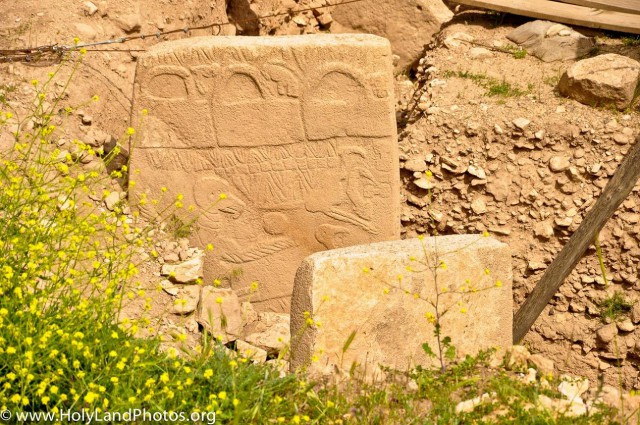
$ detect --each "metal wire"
[0,0,365,64]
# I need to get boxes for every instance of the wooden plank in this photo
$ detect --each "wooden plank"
[453,0,640,34]
[555,0,640,15]
[513,136,640,343]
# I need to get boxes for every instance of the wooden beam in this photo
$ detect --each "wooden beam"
[555,0,640,15]
[453,0,640,35]
[513,136,640,343]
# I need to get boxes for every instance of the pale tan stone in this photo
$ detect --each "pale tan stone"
[160,253,203,284]
[236,340,268,363]
[197,287,243,343]
[289,235,512,376]
[131,35,400,312]
[244,312,290,355]
[332,0,453,69]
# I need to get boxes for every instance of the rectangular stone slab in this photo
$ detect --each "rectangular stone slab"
[290,235,512,376]
[130,35,400,312]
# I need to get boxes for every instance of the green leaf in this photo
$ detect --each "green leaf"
[422,343,436,358]
[342,330,357,353]
[445,345,456,361]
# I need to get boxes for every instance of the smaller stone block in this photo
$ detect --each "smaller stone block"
[558,53,640,110]
[197,287,243,342]
[236,340,268,363]
[290,235,512,376]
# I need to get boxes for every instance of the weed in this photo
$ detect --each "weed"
[166,213,198,238]
[599,291,634,323]
[622,36,640,47]
[444,69,530,98]
[487,80,527,97]
[499,44,527,59]
[545,75,560,87]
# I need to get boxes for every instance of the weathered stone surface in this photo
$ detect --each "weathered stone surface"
[131,35,400,312]
[506,345,531,371]
[331,0,453,69]
[558,54,640,110]
[236,340,268,363]
[290,235,512,375]
[197,287,243,342]
[244,312,290,355]
[506,20,595,62]
[161,253,204,284]
[530,353,555,377]
[171,285,200,315]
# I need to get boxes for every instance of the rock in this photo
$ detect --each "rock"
[506,20,595,62]
[236,340,268,363]
[470,197,487,214]
[241,301,258,326]
[244,312,290,355]
[197,287,243,342]
[631,302,640,324]
[160,279,179,296]
[538,394,587,417]
[83,1,98,15]
[332,0,453,69]
[512,118,531,130]
[613,132,631,145]
[442,31,475,49]
[533,221,554,240]
[316,12,333,27]
[414,178,435,190]
[455,392,495,414]
[554,216,573,227]
[114,13,141,33]
[469,47,493,60]
[161,253,204,284]
[171,285,200,315]
[523,368,537,385]
[85,128,110,148]
[530,353,554,377]
[487,171,512,202]
[289,236,513,376]
[596,323,617,344]
[617,318,635,332]
[506,345,531,371]
[549,156,571,172]
[527,261,546,271]
[404,158,428,172]
[467,164,486,179]
[558,54,640,110]
[103,191,122,211]
[558,376,589,401]
[73,23,98,40]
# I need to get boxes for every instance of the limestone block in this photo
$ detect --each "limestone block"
[197,287,243,343]
[131,35,400,312]
[506,21,595,63]
[331,0,453,69]
[290,235,512,376]
[243,312,290,355]
[558,54,640,110]
[236,340,268,363]
[160,253,204,284]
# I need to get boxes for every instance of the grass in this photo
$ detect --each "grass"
[599,291,634,323]
[443,70,530,98]
[0,53,630,425]
[622,36,640,47]
[498,44,528,59]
